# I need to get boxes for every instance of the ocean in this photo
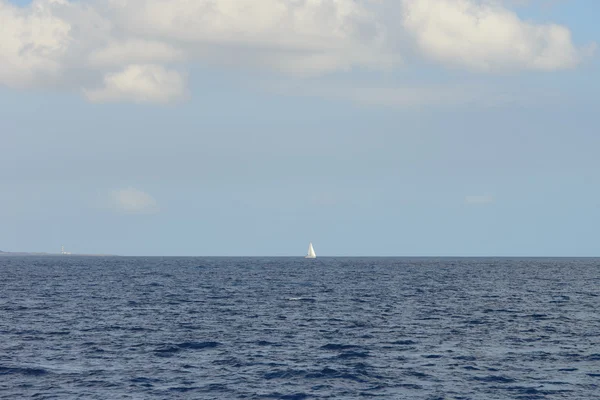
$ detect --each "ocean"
[1,256,599,399]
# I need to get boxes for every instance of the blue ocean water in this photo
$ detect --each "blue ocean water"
[1,256,599,399]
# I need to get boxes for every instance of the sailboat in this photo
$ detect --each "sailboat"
[305,242,316,259]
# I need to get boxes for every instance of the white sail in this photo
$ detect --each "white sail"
[305,242,316,259]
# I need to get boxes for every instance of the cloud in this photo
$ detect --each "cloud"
[401,0,593,72]
[84,64,187,104]
[88,40,185,69]
[0,0,396,101]
[465,195,494,205]
[108,0,397,74]
[0,0,594,104]
[110,187,159,214]
[0,0,72,88]
[266,79,564,108]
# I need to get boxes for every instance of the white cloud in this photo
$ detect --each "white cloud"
[84,64,187,104]
[106,0,396,75]
[110,187,159,214]
[0,0,72,88]
[0,0,396,101]
[465,195,494,205]
[88,40,185,69]
[0,0,594,104]
[266,79,564,108]
[401,0,593,72]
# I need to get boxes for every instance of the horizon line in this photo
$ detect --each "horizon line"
[2,252,599,259]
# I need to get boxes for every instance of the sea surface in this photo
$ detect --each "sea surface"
[1,257,599,399]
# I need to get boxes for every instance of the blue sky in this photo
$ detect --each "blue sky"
[1,0,599,256]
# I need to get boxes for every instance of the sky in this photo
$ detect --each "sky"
[1,0,599,256]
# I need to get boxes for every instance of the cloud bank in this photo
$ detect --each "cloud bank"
[402,0,591,72]
[0,0,593,103]
[110,187,159,214]
[84,64,187,104]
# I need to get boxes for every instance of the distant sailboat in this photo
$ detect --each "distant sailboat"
[305,242,316,259]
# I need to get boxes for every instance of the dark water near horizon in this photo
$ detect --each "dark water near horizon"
[1,257,599,399]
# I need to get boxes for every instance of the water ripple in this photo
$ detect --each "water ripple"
[1,256,599,399]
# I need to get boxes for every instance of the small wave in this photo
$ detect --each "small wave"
[454,355,476,361]
[351,298,368,303]
[263,367,368,383]
[177,341,221,350]
[200,383,231,393]
[130,377,160,387]
[79,380,120,388]
[396,383,423,390]
[305,367,366,382]
[347,320,373,328]
[422,354,443,359]
[130,377,160,383]
[320,343,361,351]
[154,341,221,356]
[263,369,307,380]
[527,313,549,320]
[483,308,516,314]
[354,362,373,370]
[212,357,243,367]
[12,329,41,335]
[154,345,181,356]
[503,385,547,396]
[97,325,152,332]
[337,351,370,359]
[88,346,105,353]
[261,392,309,400]
[404,370,430,379]
[473,375,516,383]
[128,326,149,332]
[559,352,582,360]
[391,340,418,345]
[256,340,281,347]
[466,319,488,325]
[287,297,315,302]
[168,386,200,393]
[0,366,48,376]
